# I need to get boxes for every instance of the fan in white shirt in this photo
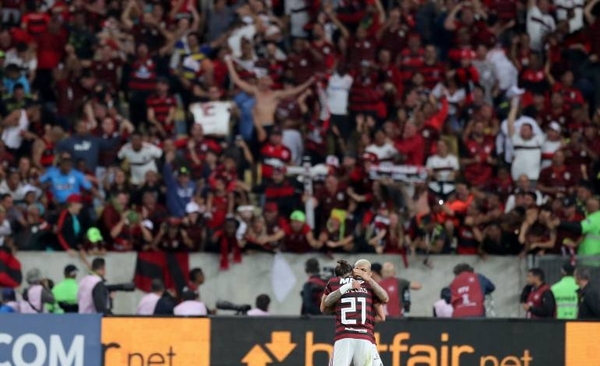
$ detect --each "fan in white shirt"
[365,129,398,164]
[426,140,460,197]
[173,289,208,316]
[526,0,556,52]
[504,175,544,213]
[326,65,353,117]
[540,122,564,169]
[506,97,545,181]
[117,133,163,186]
[555,0,584,33]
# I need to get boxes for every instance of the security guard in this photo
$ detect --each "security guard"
[551,262,579,319]
[548,209,600,255]
[51,264,80,313]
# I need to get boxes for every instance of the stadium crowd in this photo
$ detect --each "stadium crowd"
[0,0,598,271]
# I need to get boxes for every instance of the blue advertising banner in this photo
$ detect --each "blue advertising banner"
[0,314,102,366]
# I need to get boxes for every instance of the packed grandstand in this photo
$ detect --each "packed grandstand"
[0,0,598,275]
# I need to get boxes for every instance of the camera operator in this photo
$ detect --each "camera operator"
[301,258,327,316]
[247,294,271,316]
[20,268,55,313]
[78,258,111,315]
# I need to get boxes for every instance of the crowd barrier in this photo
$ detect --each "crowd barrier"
[16,252,528,317]
[0,315,598,366]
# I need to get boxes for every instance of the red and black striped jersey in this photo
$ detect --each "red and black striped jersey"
[128,57,157,91]
[324,276,378,343]
[146,94,177,123]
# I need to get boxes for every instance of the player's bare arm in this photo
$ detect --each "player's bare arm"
[353,268,390,303]
[323,279,361,308]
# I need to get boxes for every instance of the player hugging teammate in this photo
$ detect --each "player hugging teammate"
[320,259,389,366]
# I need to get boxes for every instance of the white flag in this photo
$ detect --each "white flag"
[271,253,297,303]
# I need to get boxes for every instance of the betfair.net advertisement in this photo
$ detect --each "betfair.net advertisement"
[5,316,584,366]
[209,317,564,366]
[101,317,210,366]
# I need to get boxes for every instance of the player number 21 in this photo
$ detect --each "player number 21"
[341,297,367,325]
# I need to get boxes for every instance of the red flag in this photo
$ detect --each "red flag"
[133,252,189,294]
[0,250,22,288]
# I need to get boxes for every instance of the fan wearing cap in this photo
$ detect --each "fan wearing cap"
[20,268,55,314]
[539,121,563,169]
[163,153,198,218]
[277,210,320,253]
[0,288,18,313]
[2,63,30,96]
[51,264,79,313]
[318,208,355,253]
[56,194,86,255]
[182,200,205,245]
[537,150,578,199]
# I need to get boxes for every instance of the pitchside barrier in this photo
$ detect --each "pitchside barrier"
[0,315,598,366]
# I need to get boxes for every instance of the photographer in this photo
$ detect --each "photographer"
[300,258,327,316]
[78,258,111,315]
[247,294,271,316]
[20,268,55,313]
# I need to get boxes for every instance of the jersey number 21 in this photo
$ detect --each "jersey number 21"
[341,297,367,325]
